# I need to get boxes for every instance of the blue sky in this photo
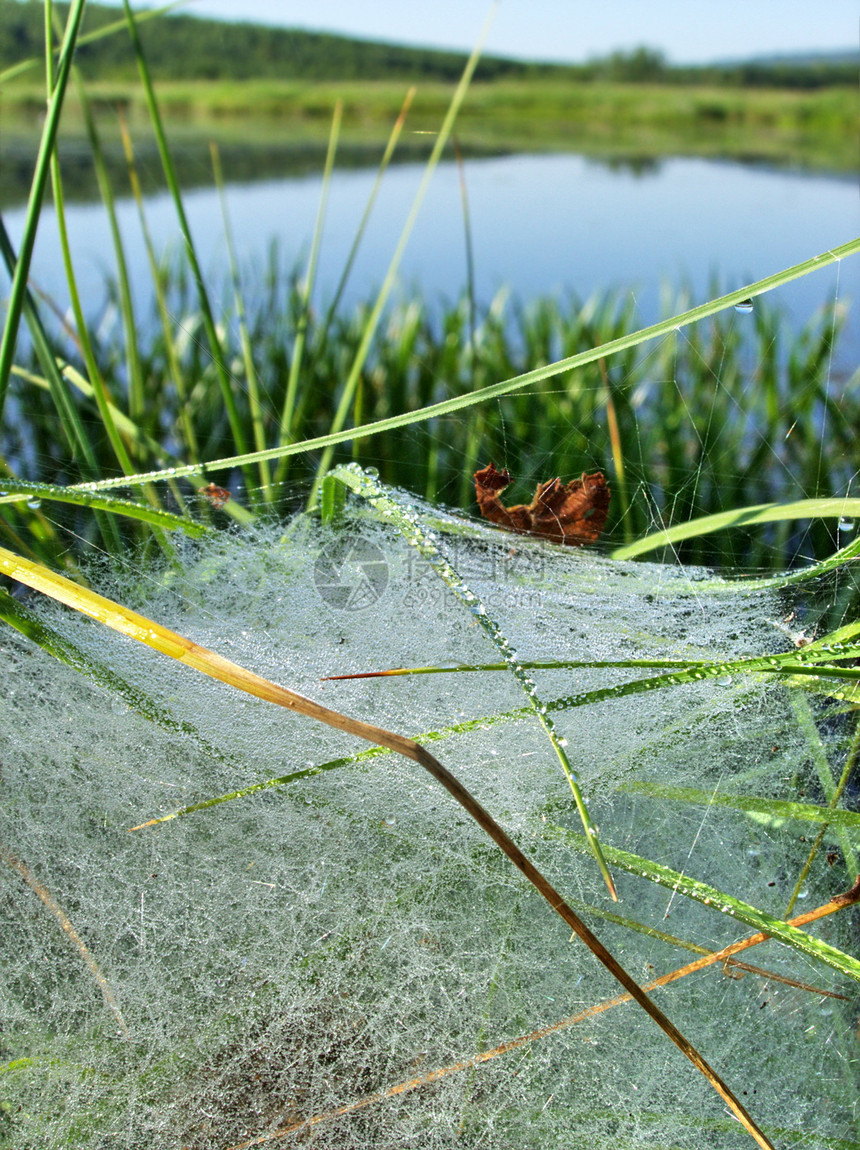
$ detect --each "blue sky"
[121,0,858,64]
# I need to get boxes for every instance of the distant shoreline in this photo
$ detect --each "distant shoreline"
[1,78,853,206]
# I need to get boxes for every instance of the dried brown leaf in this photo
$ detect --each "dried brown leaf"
[474,462,610,545]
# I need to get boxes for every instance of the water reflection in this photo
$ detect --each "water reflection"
[1,150,856,369]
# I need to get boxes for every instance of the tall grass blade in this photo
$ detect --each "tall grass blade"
[0,1,180,84]
[46,71,136,480]
[542,822,860,982]
[321,87,417,334]
[275,100,343,480]
[0,477,211,535]
[307,5,501,508]
[210,141,271,500]
[117,112,201,472]
[0,0,88,416]
[120,0,252,484]
[0,221,97,469]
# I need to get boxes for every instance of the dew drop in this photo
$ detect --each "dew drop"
[716,674,732,686]
[26,498,42,509]
[838,517,855,534]
[734,299,754,314]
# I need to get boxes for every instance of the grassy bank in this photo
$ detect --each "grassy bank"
[1,78,855,201]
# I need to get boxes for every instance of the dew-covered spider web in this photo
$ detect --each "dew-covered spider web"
[1,468,859,1149]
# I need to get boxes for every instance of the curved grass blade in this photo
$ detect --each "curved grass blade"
[0,478,212,536]
[621,781,860,833]
[543,821,860,983]
[62,236,860,499]
[612,497,860,560]
[0,0,88,416]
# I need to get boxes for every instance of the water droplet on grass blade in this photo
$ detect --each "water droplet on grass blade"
[838,517,855,534]
[734,299,754,314]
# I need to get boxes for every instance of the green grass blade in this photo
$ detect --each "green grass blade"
[0,478,212,536]
[117,112,201,471]
[321,645,860,681]
[321,87,417,334]
[306,8,500,509]
[789,693,860,879]
[77,79,147,427]
[612,498,860,559]
[542,821,860,983]
[319,471,347,525]
[0,1,181,84]
[620,781,860,833]
[210,141,271,501]
[275,100,343,480]
[0,221,98,469]
[63,237,860,496]
[47,86,136,480]
[0,0,88,417]
[120,0,252,481]
[0,586,235,769]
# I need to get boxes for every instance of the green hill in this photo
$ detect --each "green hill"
[0,0,856,87]
[0,0,555,83]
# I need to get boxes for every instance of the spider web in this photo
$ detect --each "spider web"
[2,130,859,1150]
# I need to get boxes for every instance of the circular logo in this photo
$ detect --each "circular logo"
[313,534,389,611]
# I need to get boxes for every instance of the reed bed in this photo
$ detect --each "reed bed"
[4,261,855,573]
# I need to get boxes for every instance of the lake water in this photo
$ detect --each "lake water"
[3,151,859,370]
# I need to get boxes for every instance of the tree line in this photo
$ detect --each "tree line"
[1,0,855,88]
